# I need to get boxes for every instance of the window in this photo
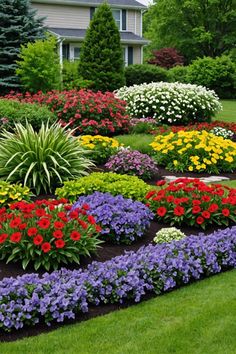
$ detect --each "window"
[112,9,121,30]
[91,8,127,31]
[70,45,81,61]
[123,47,128,66]
[73,47,81,61]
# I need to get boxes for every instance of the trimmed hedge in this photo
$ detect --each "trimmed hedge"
[125,64,169,87]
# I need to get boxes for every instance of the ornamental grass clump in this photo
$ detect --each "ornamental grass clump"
[72,192,154,244]
[105,149,159,180]
[146,178,236,229]
[1,226,236,331]
[0,122,93,194]
[154,227,186,244]
[79,135,121,164]
[0,199,102,271]
[116,82,221,125]
[150,130,236,173]
[56,172,151,203]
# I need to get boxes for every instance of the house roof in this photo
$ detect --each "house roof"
[32,0,147,10]
[49,27,149,44]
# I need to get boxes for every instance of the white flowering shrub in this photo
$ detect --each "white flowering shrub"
[153,227,186,244]
[115,82,222,125]
[210,127,234,139]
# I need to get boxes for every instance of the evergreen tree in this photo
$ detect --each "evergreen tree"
[0,0,45,93]
[79,2,125,92]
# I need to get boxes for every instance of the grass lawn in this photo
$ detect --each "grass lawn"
[215,100,236,122]
[116,133,154,154]
[217,179,236,188]
[1,270,236,354]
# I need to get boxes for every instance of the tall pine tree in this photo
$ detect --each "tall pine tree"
[79,2,125,92]
[0,0,45,94]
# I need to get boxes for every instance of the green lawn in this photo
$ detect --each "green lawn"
[1,270,236,354]
[215,100,236,122]
[217,180,236,188]
[116,133,154,154]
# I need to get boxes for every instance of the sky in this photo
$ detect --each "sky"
[138,0,153,6]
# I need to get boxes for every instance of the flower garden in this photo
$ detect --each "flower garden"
[0,82,235,348]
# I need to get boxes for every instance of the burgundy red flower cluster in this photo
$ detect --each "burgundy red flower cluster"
[146,178,236,229]
[4,90,130,135]
[0,199,102,270]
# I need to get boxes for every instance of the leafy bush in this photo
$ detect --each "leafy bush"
[4,90,130,135]
[186,56,236,99]
[0,122,93,194]
[153,227,186,244]
[55,172,151,203]
[168,65,189,83]
[130,118,158,134]
[0,99,56,131]
[148,48,184,69]
[105,149,159,180]
[124,64,169,87]
[146,178,236,229]
[16,35,61,93]
[72,192,153,245]
[116,82,221,125]
[1,225,236,331]
[0,181,31,207]
[0,199,102,271]
[62,60,94,90]
[79,135,121,164]
[151,130,236,173]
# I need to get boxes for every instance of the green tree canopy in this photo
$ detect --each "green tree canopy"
[79,2,125,92]
[144,0,236,63]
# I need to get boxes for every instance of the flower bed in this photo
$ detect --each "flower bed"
[146,178,236,229]
[0,199,102,271]
[55,172,151,203]
[79,135,121,164]
[4,90,130,135]
[151,130,236,173]
[0,226,236,331]
[72,192,153,245]
[105,149,159,180]
[116,82,221,125]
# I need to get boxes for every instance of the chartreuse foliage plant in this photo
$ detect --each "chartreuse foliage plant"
[79,135,121,164]
[150,130,236,173]
[0,122,93,194]
[0,199,102,271]
[0,181,31,207]
[55,172,151,203]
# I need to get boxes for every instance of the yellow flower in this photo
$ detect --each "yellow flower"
[173,160,178,166]
[188,166,194,171]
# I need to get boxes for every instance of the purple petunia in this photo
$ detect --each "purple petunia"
[105,150,159,180]
[0,226,236,331]
[72,192,154,244]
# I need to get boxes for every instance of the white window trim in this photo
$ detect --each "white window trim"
[69,44,82,61]
[123,46,128,67]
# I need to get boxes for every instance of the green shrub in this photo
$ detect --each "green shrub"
[62,60,93,90]
[16,35,61,93]
[125,64,169,86]
[0,181,31,207]
[186,56,236,99]
[168,65,189,83]
[0,122,93,194]
[0,99,56,131]
[55,172,151,203]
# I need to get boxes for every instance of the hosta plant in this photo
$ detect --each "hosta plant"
[56,172,151,203]
[116,82,221,125]
[0,122,93,194]
[0,199,102,271]
[153,227,186,244]
[146,178,236,229]
[79,135,121,164]
[72,192,153,244]
[0,181,32,207]
[150,130,236,173]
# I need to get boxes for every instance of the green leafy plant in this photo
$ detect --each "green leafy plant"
[168,65,189,83]
[0,181,31,207]
[153,227,186,244]
[125,64,169,87]
[55,172,151,203]
[62,60,94,90]
[0,99,56,131]
[0,122,93,194]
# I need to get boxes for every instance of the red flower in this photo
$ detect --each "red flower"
[202,211,211,219]
[166,195,174,203]
[38,218,50,229]
[0,233,8,244]
[19,223,27,230]
[222,208,230,217]
[196,216,204,225]
[82,203,90,210]
[156,180,166,186]
[69,211,79,219]
[35,209,46,217]
[156,207,167,217]
[41,242,51,253]
[192,206,201,214]
[95,225,102,233]
[208,204,219,213]
[10,232,22,243]
[174,206,185,216]
[70,231,81,241]
[9,217,22,228]
[88,215,96,224]
[201,195,211,202]
[27,227,38,237]
[33,234,43,245]
[55,239,65,248]
[54,221,65,229]
[78,219,88,229]
[192,200,201,206]
[53,230,64,239]
[57,211,66,219]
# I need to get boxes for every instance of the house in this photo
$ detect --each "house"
[31,0,149,66]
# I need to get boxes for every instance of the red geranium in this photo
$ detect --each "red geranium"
[208,204,219,212]
[202,211,211,219]
[222,208,230,217]
[157,207,167,217]
[0,233,8,244]
[10,232,22,243]
[41,242,51,253]
[9,217,22,228]
[53,230,64,239]
[54,221,65,229]
[174,206,185,216]
[55,239,65,249]
[38,218,50,229]
[33,234,44,245]
[192,206,201,214]
[196,216,204,225]
[27,227,38,236]
[70,231,81,241]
